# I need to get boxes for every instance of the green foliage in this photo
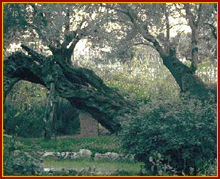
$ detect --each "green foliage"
[6,81,47,110]
[4,81,47,138]
[46,169,77,176]
[4,81,80,138]
[99,57,179,102]
[148,152,178,176]
[3,105,45,138]
[3,3,29,44]
[196,160,217,176]
[119,97,217,176]
[55,99,80,136]
[3,134,44,176]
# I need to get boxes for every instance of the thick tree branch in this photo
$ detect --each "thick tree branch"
[3,47,135,133]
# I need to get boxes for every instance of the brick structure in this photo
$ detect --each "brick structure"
[79,113,99,137]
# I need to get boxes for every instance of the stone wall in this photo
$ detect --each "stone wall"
[79,113,98,137]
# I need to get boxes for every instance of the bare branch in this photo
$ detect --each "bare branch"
[104,4,167,58]
[196,4,203,26]
[183,3,200,73]
[64,9,70,33]
[133,42,155,49]
[67,36,80,53]
[164,4,170,41]
[184,3,196,29]
[21,44,45,64]
[26,22,57,54]
[100,3,128,15]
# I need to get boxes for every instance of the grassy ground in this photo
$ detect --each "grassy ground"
[4,135,216,176]
[44,158,143,174]
[5,135,145,176]
[18,135,120,153]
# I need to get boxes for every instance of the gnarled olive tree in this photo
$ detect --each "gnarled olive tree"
[3,45,134,133]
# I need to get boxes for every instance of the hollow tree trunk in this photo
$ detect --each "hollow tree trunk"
[3,46,133,133]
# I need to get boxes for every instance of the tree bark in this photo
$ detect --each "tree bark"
[161,53,211,99]
[43,82,57,140]
[3,46,133,133]
[184,3,203,73]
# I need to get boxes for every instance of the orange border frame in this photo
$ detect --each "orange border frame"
[1,1,218,178]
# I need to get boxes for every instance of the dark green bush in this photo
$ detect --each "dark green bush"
[3,105,45,138]
[119,97,217,176]
[3,100,80,138]
[55,99,80,136]
[3,135,44,176]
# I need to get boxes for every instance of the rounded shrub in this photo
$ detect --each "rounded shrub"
[119,97,217,175]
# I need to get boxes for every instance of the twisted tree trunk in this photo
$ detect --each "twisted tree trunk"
[161,52,212,99]
[3,45,134,133]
